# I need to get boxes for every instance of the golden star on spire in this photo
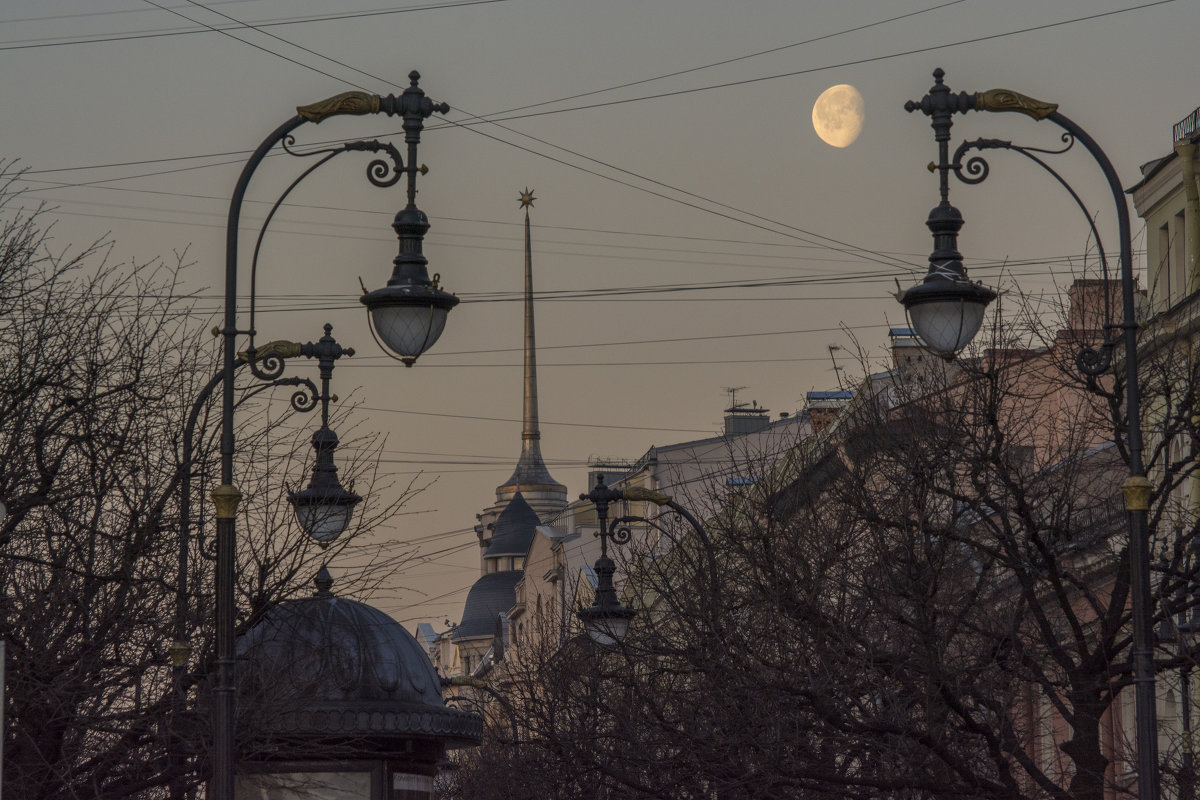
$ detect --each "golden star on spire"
[518,187,536,209]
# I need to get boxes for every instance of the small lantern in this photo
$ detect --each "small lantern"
[288,426,362,545]
[579,555,636,646]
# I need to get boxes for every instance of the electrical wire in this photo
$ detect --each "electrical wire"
[0,0,511,50]
[141,0,372,90]
[354,405,714,434]
[494,0,970,117]
[2,0,262,25]
[431,1,1179,128]
[10,1,1168,283]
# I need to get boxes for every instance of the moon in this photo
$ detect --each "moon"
[812,84,864,148]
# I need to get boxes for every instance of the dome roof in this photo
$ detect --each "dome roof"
[452,570,522,641]
[484,492,540,559]
[237,569,480,747]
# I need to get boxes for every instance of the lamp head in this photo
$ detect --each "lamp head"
[579,603,636,647]
[288,426,362,545]
[898,200,996,359]
[361,205,459,365]
[899,272,996,359]
[578,554,636,646]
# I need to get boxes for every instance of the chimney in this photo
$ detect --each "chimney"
[724,401,771,436]
[805,391,853,434]
[888,327,954,388]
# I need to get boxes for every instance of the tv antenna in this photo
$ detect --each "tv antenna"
[723,386,748,410]
[828,345,846,390]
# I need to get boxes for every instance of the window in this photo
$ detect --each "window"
[1159,222,1173,309]
[1177,210,1188,297]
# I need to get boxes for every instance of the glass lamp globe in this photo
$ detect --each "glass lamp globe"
[291,501,357,545]
[361,205,459,366]
[288,426,362,546]
[579,603,636,647]
[900,274,995,359]
[365,301,451,366]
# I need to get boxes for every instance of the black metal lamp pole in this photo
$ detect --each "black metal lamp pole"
[211,73,456,800]
[577,474,715,646]
[899,68,1157,800]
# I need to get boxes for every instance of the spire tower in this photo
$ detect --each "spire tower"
[493,189,566,517]
[520,188,542,467]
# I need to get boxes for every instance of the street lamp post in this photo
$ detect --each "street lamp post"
[169,324,358,798]
[898,68,1157,800]
[576,474,715,646]
[210,72,458,800]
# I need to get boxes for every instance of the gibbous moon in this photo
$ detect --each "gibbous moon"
[812,84,864,148]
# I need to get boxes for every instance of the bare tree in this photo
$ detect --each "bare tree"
[446,283,1200,800]
[0,166,417,799]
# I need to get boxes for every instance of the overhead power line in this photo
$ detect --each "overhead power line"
[355,405,713,434]
[0,0,510,50]
[11,2,1168,283]
[496,0,967,115]
[431,0,1178,128]
[2,0,261,25]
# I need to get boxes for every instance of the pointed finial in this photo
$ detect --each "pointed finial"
[314,566,334,598]
[518,187,536,209]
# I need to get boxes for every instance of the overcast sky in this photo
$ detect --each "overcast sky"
[2,0,1196,629]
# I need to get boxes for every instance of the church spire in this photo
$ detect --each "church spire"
[495,189,565,508]
[520,188,541,456]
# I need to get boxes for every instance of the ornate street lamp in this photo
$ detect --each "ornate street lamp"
[896,70,995,359]
[285,326,362,545]
[899,68,1157,800]
[170,324,358,798]
[354,75,459,366]
[577,474,714,646]
[203,72,458,800]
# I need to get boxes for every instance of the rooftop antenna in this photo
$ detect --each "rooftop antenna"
[828,345,846,390]
[723,386,748,411]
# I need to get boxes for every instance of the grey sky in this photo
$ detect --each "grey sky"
[1,0,1194,628]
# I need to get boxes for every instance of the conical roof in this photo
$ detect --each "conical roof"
[484,492,540,559]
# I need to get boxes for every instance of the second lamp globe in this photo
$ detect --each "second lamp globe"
[288,426,362,546]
